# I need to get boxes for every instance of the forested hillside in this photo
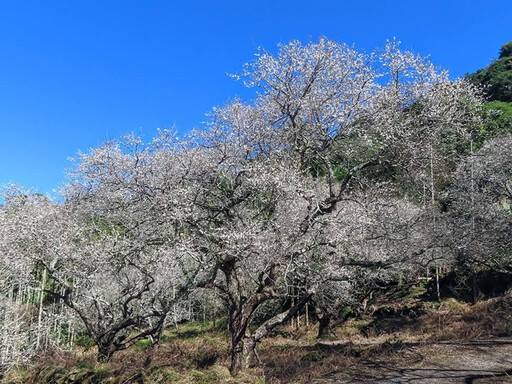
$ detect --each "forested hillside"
[0,39,511,384]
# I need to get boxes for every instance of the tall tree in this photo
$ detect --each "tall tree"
[449,135,512,273]
[467,41,512,102]
[188,38,481,374]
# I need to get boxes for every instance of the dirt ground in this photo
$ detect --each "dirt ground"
[317,338,512,383]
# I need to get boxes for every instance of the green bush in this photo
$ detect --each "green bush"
[483,101,512,136]
[74,334,96,348]
[467,48,512,102]
[499,41,512,59]
[339,306,354,321]
[136,338,152,349]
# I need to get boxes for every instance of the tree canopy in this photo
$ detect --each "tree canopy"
[467,41,512,102]
[499,41,512,59]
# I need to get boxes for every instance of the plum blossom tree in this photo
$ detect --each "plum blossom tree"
[174,134,314,373]
[0,188,59,360]
[184,38,482,374]
[1,137,201,363]
[310,189,425,339]
[0,193,38,373]
[58,135,206,362]
[449,135,512,272]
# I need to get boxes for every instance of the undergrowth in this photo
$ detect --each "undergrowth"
[5,294,512,384]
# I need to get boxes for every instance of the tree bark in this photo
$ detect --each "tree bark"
[230,291,313,374]
[317,315,331,340]
[228,300,257,375]
[36,268,47,349]
[230,334,255,375]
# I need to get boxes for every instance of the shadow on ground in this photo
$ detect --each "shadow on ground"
[317,338,512,383]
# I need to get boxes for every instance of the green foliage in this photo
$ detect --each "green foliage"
[75,361,94,370]
[88,367,109,384]
[81,216,130,245]
[307,137,380,182]
[339,306,353,321]
[467,47,512,102]
[150,367,183,382]
[163,321,214,340]
[441,298,464,311]
[423,301,441,309]
[499,41,512,59]
[502,197,511,213]
[252,191,276,222]
[482,101,512,137]
[434,101,512,155]
[74,334,96,348]
[136,338,152,349]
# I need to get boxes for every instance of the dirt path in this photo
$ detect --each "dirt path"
[316,338,512,383]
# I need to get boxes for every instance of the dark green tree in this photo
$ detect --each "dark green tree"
[467,42,512,102]
[499,41,512,59]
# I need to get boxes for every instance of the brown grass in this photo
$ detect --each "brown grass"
[5,295,512,383]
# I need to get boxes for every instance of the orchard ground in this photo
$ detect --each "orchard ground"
[5,288,512,383]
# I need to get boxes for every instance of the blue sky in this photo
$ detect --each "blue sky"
[0,1,511,195]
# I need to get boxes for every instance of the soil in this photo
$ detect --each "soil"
[317,338,512,383]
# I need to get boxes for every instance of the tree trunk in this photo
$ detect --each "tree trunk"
[305,302,309,328]
[317,315,330,339]
[230,335,255,375]
[221,260,312,375]
[234,291,314,375]
[436,265,441,302]
[36,268,47,349]
[473,274,479,304]
[228,301,256,375]
[219,260,259,375]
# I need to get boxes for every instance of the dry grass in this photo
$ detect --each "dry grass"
[3,325,262,384]
[5,295,512,383]
[429,296,512,340]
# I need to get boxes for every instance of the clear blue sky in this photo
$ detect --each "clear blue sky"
[0,1,511,195]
